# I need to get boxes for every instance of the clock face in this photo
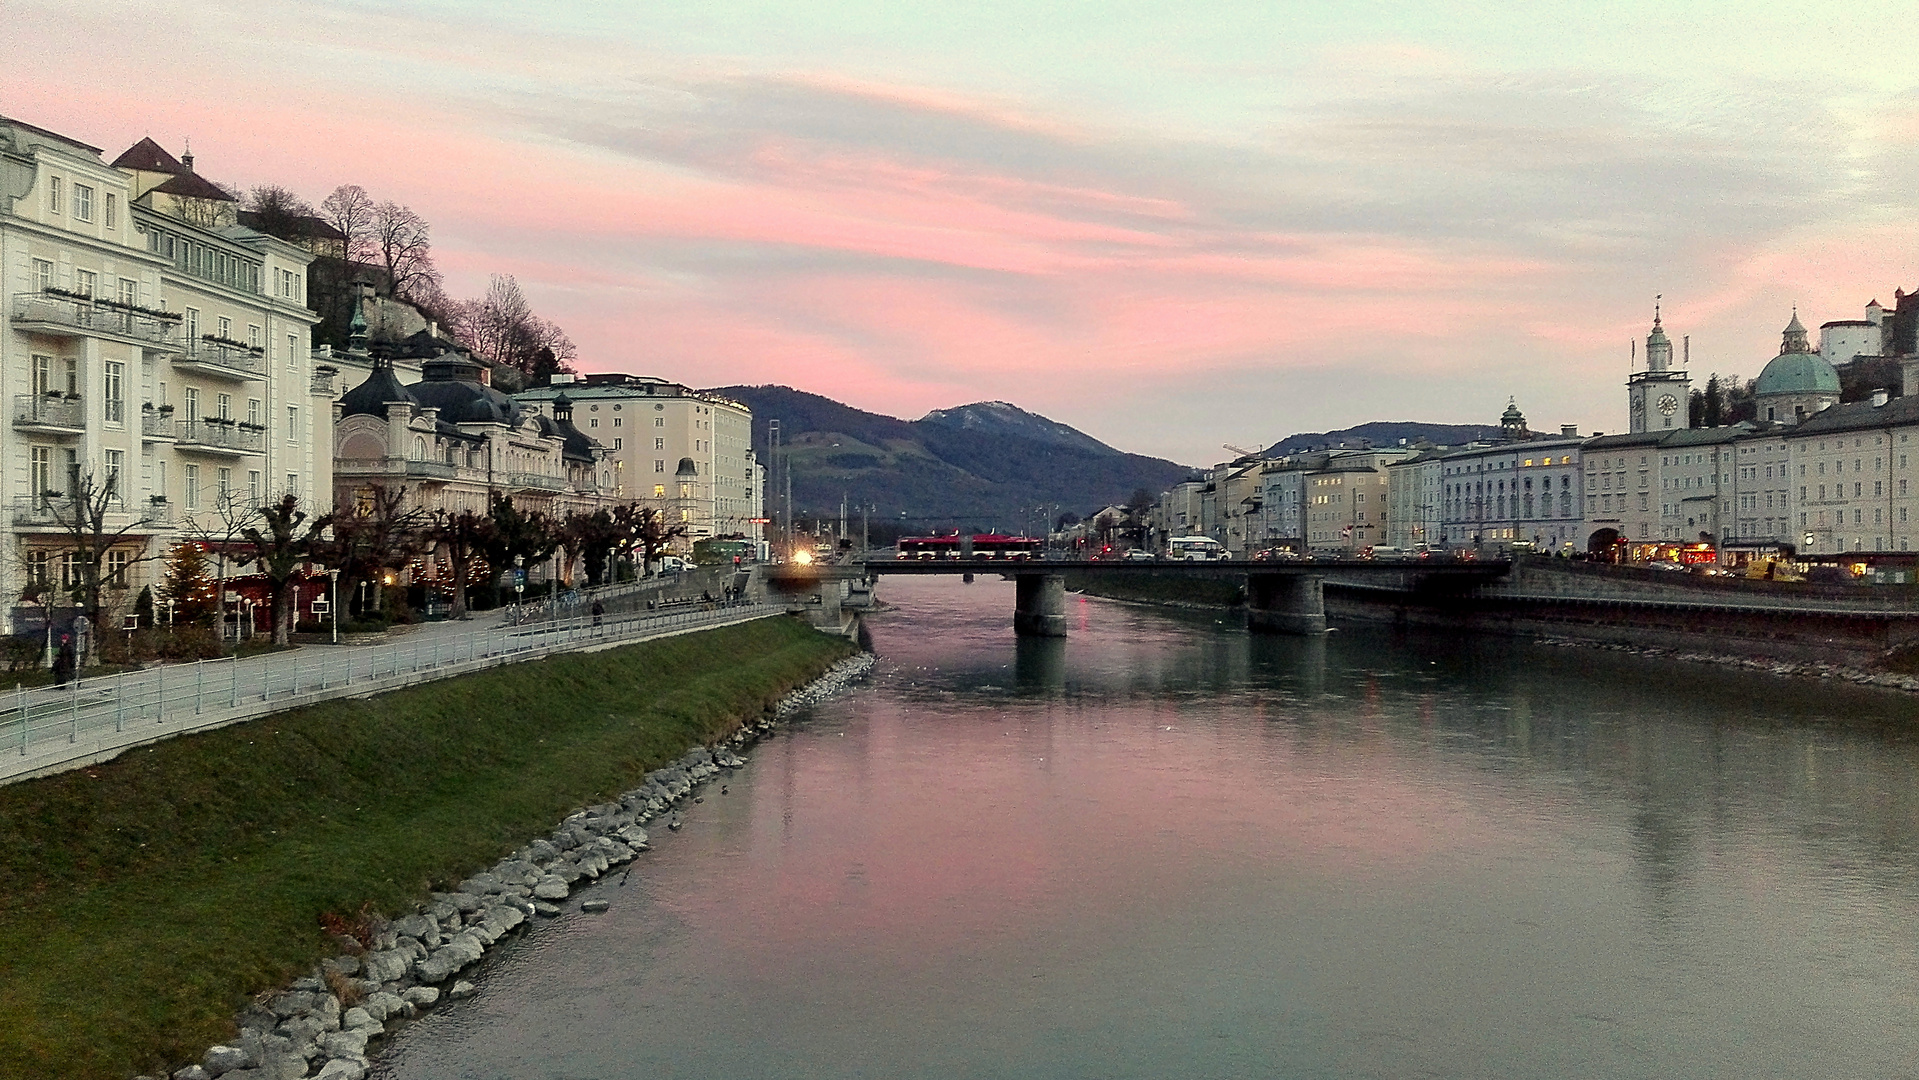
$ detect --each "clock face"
[1657,394,1679,416]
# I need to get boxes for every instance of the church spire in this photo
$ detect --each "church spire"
[1644,296,1673,373]
[348,282,369,357]
[1781,307,1810,354]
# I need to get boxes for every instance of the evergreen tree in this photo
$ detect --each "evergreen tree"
[157,542,218,626]
[1704,375,1723,427]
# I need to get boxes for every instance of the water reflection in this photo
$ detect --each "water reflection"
[375,576,1919,1080]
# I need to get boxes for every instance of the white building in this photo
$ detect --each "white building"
[518,374,760,547]
[1,117,330,631]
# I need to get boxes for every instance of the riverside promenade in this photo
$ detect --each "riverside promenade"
[0,599,783,786]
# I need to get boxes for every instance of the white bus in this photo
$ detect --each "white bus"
[1166,535,1227,561]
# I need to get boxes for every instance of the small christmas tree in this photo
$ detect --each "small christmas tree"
[157,542,218,627]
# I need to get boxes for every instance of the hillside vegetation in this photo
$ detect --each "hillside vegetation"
[710,385,1194,530]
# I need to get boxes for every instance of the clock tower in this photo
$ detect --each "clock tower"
[1627,302,1690,433]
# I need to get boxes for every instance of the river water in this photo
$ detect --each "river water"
[374,576,1919,1079]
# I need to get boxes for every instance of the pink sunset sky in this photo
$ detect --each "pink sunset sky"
[8,0,1919,464]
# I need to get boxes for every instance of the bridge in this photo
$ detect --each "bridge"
[768,558,1511,637]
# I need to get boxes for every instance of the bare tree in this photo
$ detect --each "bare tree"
[179,490,263,621]
[36,470,167,630]
[446,275,577,382]
[326,485,430,617]
[320,184,377,265]
[243,185,317,241]
[372,200,440,303]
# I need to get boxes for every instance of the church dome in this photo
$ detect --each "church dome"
[1754,352,1840,396]
[1755,311,1838,397]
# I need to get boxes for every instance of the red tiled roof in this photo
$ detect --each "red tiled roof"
[111,136,184,173]
[152,171,235,202]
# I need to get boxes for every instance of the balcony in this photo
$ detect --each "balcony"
[11,495,164,532]
[172,337,266,380]
[140,408,178,441]
[11,291,180,350]
[173,419,265,456]
[13,394,85,435]
[507,472,569,492]
[335,457,469,483]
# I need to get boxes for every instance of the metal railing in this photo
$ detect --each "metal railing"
[11,495,158,529]
[174,420,265,453]
[141,410,177,438]
[0,601,782,783]
[13,394,84,431]
[12,292,178,346]
[506,472,569,492]
[174,342,266,378]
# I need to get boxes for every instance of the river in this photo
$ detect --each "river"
[372,575,1919,1079]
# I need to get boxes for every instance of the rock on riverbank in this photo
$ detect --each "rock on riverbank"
[144,651,876,1080]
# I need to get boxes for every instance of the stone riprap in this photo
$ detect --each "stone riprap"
[140,652,875,1080]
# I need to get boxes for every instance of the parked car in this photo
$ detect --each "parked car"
[1123,549,1157,562]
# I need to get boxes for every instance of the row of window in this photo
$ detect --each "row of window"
[45,175,118,229]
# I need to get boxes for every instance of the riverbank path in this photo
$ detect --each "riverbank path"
[0,601,785,787]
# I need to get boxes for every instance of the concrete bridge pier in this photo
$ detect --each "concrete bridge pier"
[1245,573,1327,635]
[1013,573,1069,637]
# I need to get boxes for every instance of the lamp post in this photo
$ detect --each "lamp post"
[328,569,340,644]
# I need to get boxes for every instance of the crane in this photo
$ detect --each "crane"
[1223,443,1263,460]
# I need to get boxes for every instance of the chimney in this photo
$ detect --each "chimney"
[1561,424,1579,436]
[427,320,438,340]
[1873,388,1889,407]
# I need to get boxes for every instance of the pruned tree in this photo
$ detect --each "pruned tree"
[483,494,558,596]
[426,507,495,619]
[372,200,440,303]
[326,485,431,617]
[241,494,332,645]
[620,503,685,574]
[179,489,262,616]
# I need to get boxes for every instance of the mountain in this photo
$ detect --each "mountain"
[1263,421,1504,457]
[919,401,1118,454]
[705,385,1194,533]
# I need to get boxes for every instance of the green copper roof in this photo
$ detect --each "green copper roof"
[1755,351,1840,396]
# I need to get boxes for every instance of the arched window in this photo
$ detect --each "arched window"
[413,436,426,460]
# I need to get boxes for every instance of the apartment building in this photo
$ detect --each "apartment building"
[518,374,760,546]
[1383,449,1447,549]
[1,117,329,632]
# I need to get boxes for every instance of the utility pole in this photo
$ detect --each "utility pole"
[840,493,848,546]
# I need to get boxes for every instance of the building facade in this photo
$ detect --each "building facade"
[2,117,330,631]
[517,374,760,547]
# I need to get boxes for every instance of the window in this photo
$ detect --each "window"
[287,406,298,442]
[655,437,665,450]
[287,334,299,368]
[48,175,61,215]
[104,193,116,229]
[248,471,261,503]
[119,278,138,306]
[184,387,200,423]
[72,184,93,222]
[30,354,52,396]
[217,316,231,340]
[217,467,232,497]
[286,474,299,498]
[217,393,231,420]
[63,358,77,396]
[248,325,261,348]
[654,484,666,497]
[247,398,261,426]
[73,269,95,297]
[183,308,199,352]
[104,449,124,500]
[655,417,664,427]
[102,361,123,423]
[32,259,52,291]
[184,464,200,509]
[156,460,167,503]
[30,447,51,504]
[107,549,130,589]
[613,438,622,450]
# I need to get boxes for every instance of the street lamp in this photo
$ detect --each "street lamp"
[327,569,340,644]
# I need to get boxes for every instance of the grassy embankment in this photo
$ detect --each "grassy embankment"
[0,617,854,1079]
[1060,572,1243,608]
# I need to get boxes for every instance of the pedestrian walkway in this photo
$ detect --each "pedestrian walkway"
[0,601,783,786]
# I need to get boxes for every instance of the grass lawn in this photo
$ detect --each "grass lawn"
[0,616,854,1079]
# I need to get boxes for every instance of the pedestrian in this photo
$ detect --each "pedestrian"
[52,634,75,686]
[591,600,604,628]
